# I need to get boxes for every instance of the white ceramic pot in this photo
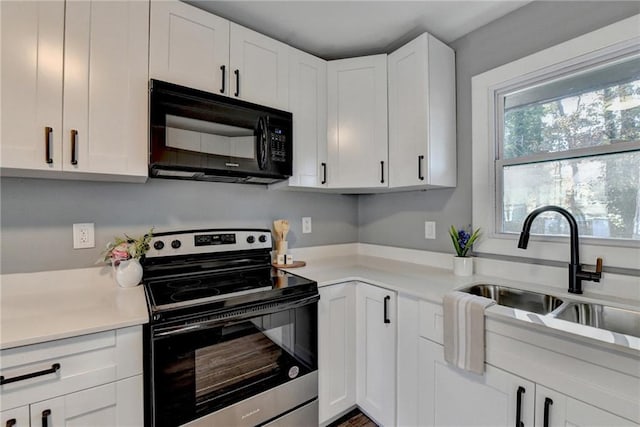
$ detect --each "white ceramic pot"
[115,258,143,288]
[453,256,473,276]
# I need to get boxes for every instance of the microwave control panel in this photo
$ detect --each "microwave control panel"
[270,127,288,162]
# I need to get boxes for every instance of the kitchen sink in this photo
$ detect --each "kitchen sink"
[461,284,640,338]
[554,303,640,337]
[463,284,564,315]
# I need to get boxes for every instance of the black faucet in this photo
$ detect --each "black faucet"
[517,205,602,294]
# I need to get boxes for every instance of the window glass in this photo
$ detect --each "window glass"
[498,54,640,240]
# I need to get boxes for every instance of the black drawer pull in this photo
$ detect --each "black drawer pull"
[418,155,424,180]
[70,129,78,165]
[45,126,53,164]
[6,419,16,427]
[0,363,61,385]
[515,386,525,427]
[41,410,51,427]
[321,162,327,185]
[383,295,391,324]
[543,397,553,427]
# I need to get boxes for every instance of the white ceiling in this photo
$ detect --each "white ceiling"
[187,1,532,59]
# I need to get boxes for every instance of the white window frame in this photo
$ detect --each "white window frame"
[472,14,640,269]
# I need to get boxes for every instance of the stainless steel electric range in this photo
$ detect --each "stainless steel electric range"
[142,229,319,427]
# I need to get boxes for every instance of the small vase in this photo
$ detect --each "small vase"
[114,258,143,288]
[453,256,474,276]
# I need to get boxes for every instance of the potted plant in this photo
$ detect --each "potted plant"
[100,228,153,287]
[449,225,481,276]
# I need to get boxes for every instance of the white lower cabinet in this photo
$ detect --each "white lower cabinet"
[0,326,143,427]
[318,282,396,426]
[318,282,357,422]
[356,284,396,426]
[534,385,636,427]
[418,338,535,427]
[397,294,639,427]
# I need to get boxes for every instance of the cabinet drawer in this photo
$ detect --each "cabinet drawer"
[418,299,443,344]
[0,326,142,411]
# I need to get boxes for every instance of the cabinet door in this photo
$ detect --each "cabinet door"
[356,284,396,426]
[388,34,456,189]
[63,0,148,177]
[229,23,289,110]
[149,0,229,95]
[1,405,30,427]
[288,48,327,188]
[1,1,64,171]
[29,376,143,427]
[388,34,429,188]
[535,385,636,427]
[327,55,388,189]
[419,338,535,427]
[318,283,357,424]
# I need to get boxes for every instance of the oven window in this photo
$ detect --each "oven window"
[152,303,317,426]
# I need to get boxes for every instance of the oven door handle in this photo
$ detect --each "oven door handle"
[154,294,320,337]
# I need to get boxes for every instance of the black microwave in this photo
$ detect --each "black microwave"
[149,79,292,184]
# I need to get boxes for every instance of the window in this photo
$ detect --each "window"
[498,54,640,241]
[471,14,640,268]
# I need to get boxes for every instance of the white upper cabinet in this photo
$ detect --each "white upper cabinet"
[327,55,388,189]
[149,0,230,95]
[388,33,456,189]
[150,1,289,110]
[230,24,289,110]
[63,0,149,177]
[287,48,327,188]
[1,0,149,181]
[1,1,65,171]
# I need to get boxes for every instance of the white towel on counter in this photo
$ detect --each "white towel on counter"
[443,291,496,375]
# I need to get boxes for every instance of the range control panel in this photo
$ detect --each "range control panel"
[145,229,272,258]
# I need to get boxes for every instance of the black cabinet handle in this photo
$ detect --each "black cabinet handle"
[0,363,61,385]
[383,295,391,324]
[70,129,78,165]
[418,155,424,180]
[543,397,553,427]
[380,161,385,184]
[515,386,525,427]
[220,65,226,94]
[321,162,327,185]
[41,410,51,427]
[45,127,54,164]
[6,419,16,427]
[234,69,240,97]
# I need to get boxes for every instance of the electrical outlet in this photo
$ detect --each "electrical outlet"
[302,217,312,234]
[425,221,436,239]
[73,223,95,249]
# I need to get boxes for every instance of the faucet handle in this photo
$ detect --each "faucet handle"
[595,257,603,274]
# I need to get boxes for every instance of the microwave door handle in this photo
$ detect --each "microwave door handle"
[257,117,269,170]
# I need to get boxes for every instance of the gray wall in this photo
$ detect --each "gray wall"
[1,178,358,273]
[358,1,640,251]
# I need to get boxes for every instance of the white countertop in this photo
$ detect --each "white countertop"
[285,254,640,355]
[0,266,148,349]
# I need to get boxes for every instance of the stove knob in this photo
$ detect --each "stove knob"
[258,235,267,243]
[246,235,255,244]
[153,241,165,250]
[171,239,181,249]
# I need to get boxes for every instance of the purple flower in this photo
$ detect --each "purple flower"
[458,230,471,250]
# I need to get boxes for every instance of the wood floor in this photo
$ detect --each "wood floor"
[328,408,379,427]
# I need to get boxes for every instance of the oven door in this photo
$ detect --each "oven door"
[149,294,318,427]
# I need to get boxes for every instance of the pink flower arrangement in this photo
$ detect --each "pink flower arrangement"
[99,228,153,266]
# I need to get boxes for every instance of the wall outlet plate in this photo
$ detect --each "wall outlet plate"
[425,221,436,239]
[73,223,95,249]
[302,217,312,234]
